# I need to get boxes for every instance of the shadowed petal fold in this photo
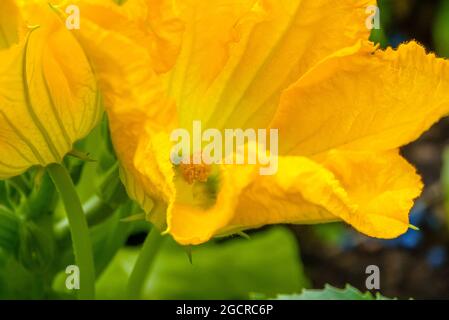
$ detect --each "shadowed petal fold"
[0,0,23,49]
[65,0,180,226]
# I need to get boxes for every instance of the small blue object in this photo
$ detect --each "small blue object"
[426,246,446,269]
[389,33,409,48]
[382,229,422,249]
[409,201,427,227]
[340,233,356,251]
[399,230,422,249]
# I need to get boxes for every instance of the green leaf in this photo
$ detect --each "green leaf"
[90,203,137,276]
[17,222,55,273]
[434,0,449,58]
[0,206,20,254]
[96,163,128,208]
[0,250,47,299]
[96,227,309,299]
[312,222,346,246]
[272,284,392,300]
[20,171,57,220]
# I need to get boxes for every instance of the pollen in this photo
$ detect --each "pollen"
[179,162,212,184]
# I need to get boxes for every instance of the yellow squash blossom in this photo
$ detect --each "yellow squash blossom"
[66,0,449,245]
[0,0,101,179]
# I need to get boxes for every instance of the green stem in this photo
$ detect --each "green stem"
[54,195,111,240]
[127,228,164,299]
[47,163,95,300]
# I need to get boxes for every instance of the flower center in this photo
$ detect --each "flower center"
[179,162,212,184]
[174,161,220,210]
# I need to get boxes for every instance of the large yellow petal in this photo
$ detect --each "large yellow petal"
[0,11,99,178]
[271,41,449,156]
[72,0,184,74]
[167,0,375,130]
[0,0,23,49]
[223,151,422,239]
